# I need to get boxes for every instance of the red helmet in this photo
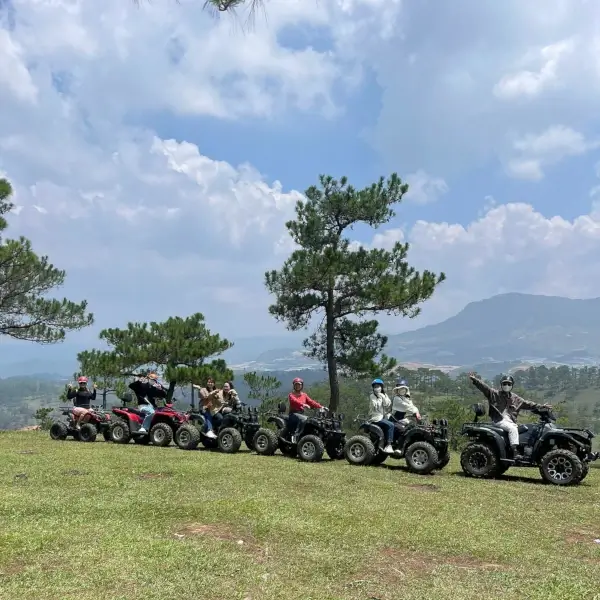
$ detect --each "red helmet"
[78,376,88,384]
[293,378,303,386]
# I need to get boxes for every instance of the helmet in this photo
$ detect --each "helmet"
[371,378,384,386]
[292,377,303,386]
[500,374,514,386]
[77,376,88,384]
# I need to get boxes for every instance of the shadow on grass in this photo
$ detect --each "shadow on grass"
[450,470,549,486]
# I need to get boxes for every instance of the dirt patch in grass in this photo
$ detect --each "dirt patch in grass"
[564,529,600,544]
[173,522,267,560]
[62,469,87,476]
[405,483,439,492]
[380,547,504,572]
[137,472,173,480]
[0,561,28,576]
[16,450,37,455]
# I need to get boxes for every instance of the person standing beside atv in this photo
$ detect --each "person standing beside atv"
[135,372,168,434]
[391,379,421,423]
[468,373,551,461]
[288,378,325,443]
[67,376,97,429]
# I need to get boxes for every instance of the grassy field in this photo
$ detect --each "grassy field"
[1,432,599,600]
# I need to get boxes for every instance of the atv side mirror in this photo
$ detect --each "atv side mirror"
[471,403,485,418]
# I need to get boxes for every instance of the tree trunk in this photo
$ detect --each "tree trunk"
[166,380,176,403]
[102,389,107,410]
[326,290,340,412]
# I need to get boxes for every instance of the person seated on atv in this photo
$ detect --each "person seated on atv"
[368,378,395,454]
[391,379,421,424]
[208,382,242,431]
[193,377,220,439]
[135,372,168,435]
[468,372,552,461]
[288,377,325,443]
[66,376,97,429]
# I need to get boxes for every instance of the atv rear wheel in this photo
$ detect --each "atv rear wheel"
[244,431,256,450]
[218,428,243,453]
[110,419,131,444]
[580,462,590,482]
[253,428,278,455]
[175,424,201,450]
[344,435,376,466]
[539,449,584,486]
[297,434,325,462]
[326,439,345,460]
[435,450,451,470]
[460,443,498,478]
[277,428,297,458]
[405,441,439,475]
[49,422,68,441]
[79,423,98,443]
[371,451,388,465]
[149,423,173,447]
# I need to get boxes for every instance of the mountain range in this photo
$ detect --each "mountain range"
[2,293,600,378]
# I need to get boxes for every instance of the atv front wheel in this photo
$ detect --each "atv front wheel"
[79,423,98,443]
[109,419,131,444]
[539,449,584,486]
[102,429,112,442]
[277,428,297,458]
[405,441,439,475]
[580,462,590,482]
[326,439,345,460]
[298,434,325,462]
[371,451,388,465]
[460,443,498,478]
[218,428,243,453]
[133,436,150,445]
[175,424,201,450]
[344,435,376,466]
[49,422,68,441]
[149,423,174,447]
[253,428,278,455]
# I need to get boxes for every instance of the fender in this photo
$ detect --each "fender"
[359,423,384,446]
[535,432,587,458]
[467,427,508,460]
[267,415,287,430]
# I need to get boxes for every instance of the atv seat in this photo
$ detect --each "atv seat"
[119,407,145,417]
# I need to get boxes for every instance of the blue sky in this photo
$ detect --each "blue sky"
[1,0,600,364]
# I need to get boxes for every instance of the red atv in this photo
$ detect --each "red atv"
[49,406,112,443]
[108,379,189,447]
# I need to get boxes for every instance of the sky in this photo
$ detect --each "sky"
[2,0,600,356]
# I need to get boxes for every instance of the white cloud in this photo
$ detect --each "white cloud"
[493,38,575,100]
[506,125,598,180]
[403,170,448,205]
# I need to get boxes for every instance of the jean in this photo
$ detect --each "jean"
[376,419,395,443]
[203,409,214,432]
[288,412,307,436]
[212,411,224,431]
[139,404,155,430]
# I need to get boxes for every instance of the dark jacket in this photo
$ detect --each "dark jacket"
[469,376,540,423]
[129,378,167,408]
[67,387,97,408]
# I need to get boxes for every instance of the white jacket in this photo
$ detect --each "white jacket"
[392,394,419,416]
[368,392,392,422]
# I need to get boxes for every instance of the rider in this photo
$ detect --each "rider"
[288,377,325,443]
[67,376,97,429]
[368,378,395,454]
[468,373,551,460]
[193,377,219,439]
[391,379,421,423]
[211,382,242,430]
[136,372,168,435]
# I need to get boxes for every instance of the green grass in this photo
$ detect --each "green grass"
[1,432,600,600]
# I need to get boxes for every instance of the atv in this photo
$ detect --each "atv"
[49,406,112,443]
[344,413,450,474]
[175,404,273,453]
[255,403,346,462]
[459,403,599,486]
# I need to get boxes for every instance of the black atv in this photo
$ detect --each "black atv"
[344,414,450,474]
[255,403,346,462]
[175,404,273,453]
[460,403,599,486]
[49,406,112,443]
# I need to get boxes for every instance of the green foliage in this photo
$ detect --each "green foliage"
[0,178,93,343]
[242,371,283,421]
[99,313,233,401]
[265,173,445,410]
[33,407,54,430]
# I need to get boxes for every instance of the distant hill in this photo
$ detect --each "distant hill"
[386,293,600,367]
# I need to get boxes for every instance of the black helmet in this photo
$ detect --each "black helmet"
[500,374,514,386]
